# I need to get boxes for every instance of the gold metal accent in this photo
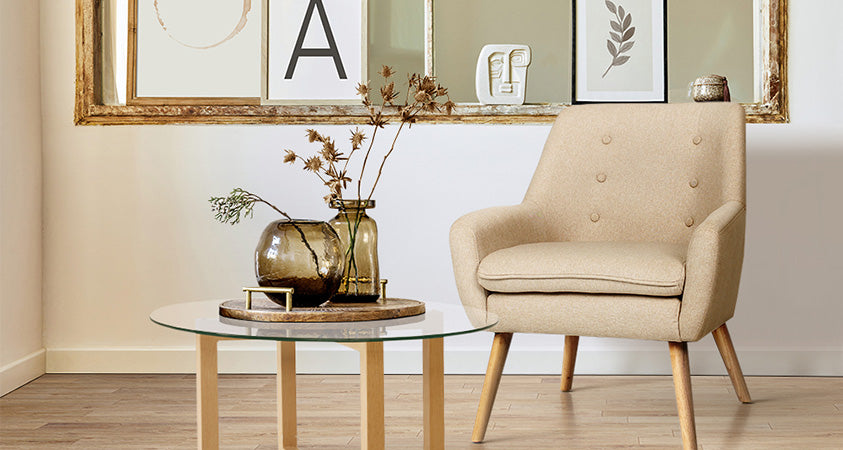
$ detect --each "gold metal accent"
[329,198,376,210]
[243,287,294,312]
[343,276,375,284]
[379,279,388,304]
[219,298,425,323]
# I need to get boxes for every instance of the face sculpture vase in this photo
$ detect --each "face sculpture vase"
[475,44,532,105]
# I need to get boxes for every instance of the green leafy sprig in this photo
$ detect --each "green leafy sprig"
[209,188,323,277]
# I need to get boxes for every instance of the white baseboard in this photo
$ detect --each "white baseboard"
[1,349,46,396]
[45,345,843,376]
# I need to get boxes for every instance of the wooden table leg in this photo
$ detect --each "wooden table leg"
[277,341,297,449]
[359,342,385,450]
[196,335,220,450]
[423,338,445,450]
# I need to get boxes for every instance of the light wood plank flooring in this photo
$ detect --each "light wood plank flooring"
[1,374,841,449]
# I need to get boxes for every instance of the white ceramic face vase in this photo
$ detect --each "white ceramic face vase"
[475,44,532,105]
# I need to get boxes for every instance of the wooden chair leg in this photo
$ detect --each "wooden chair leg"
[560,335,579,392]
[669,341,698,450]
[472,332,513,443]
[712,324,752,403]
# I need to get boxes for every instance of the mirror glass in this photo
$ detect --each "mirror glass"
[433,0,755,104]
[80,0,783,124]
[434,0,573,104]
[368,0,426,87]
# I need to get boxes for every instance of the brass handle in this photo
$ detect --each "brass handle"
[380,279,388,303]
[243,287,295,311]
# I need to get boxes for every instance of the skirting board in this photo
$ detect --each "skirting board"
[46,346,843,376]
[1,349,46,396]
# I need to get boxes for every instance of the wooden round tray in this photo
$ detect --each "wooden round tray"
[219,297,425,323]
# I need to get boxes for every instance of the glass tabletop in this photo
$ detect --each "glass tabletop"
[150,299,497,342]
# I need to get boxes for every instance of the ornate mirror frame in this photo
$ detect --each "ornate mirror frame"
[75,0,787,125]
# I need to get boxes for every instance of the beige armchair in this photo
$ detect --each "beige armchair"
[450,103,750,449]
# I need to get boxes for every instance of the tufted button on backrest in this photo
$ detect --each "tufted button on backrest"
[524,103,746,245]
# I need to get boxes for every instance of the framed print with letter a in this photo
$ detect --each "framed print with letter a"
[573,0,666,103]
[264,0,367,104]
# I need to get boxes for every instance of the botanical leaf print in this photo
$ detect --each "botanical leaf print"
[603,0,635,78]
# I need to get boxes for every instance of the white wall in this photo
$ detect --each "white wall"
[0,0,44,395]
[41,1,843,376]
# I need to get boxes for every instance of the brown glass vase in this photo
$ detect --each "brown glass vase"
[328,199,380,302]
[255,220,344,307]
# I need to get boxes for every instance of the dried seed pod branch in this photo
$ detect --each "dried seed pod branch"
[209,65,454,296]
[210,65,453,278]
[363,75,452,201]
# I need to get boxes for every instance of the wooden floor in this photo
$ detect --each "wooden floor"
[1,374,841,449]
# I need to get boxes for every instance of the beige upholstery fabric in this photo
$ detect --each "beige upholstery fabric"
[488,293,681,341]
[449,103,746,342]
[680,200,746,341]
[450,204,550,325]
[478,241,686,297]
[524,103,745,246]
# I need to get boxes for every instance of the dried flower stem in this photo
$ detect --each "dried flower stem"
[268,68,453,297]
[365,104,421,202]
[356,125,380,202]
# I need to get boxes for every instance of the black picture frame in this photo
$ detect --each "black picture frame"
[572,0,668,103]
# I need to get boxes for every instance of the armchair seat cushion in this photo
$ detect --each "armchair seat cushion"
[477,241,686,297]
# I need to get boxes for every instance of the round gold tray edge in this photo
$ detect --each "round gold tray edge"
[219,298,425,323]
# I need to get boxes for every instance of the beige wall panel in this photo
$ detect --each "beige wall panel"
[0,0,44,395]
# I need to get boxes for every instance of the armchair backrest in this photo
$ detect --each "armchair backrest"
[525,103,745,245]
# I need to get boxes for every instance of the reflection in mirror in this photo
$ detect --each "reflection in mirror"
[101,0,128,105]
[368,0,425,85]
[667,0,754,103]
[434,0,572,104]
[433,0,756,105]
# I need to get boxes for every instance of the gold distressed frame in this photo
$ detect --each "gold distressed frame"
[75,0,788,125]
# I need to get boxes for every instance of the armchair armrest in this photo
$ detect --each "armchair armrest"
[679,200,747,341]
[449,204,550,321]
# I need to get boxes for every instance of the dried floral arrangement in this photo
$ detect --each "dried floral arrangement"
[210,67,453,295]
[210,66,454,223]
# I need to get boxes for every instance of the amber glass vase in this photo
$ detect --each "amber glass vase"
[255,220,344,307]
[328,199,380,302]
